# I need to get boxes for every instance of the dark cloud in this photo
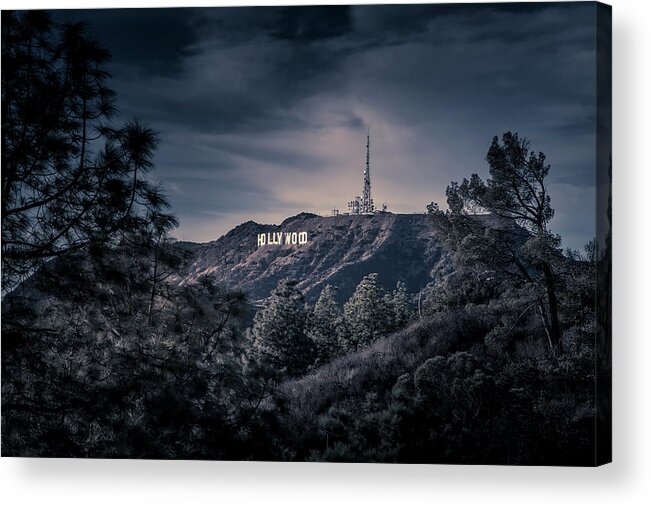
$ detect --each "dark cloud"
[270,6,353,41]
[55,8,197,77]
[51,2,599,250]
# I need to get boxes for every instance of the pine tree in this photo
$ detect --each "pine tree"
[384,281,412,332]
[431,132,566,352]
[1,12,274,458]
[2,12,168,292]
[307,284,344,363]
[251,279,315,376]
[342,273,389,351]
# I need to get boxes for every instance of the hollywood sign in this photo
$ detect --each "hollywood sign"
[257,231,309,247]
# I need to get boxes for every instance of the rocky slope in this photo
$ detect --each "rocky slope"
[176,212,450,303]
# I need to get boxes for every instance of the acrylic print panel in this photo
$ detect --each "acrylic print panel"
[1,2,611,465]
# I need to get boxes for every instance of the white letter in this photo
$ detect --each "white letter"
[299,232,308,244]
[258,234,266,247]
[291,232,298,245]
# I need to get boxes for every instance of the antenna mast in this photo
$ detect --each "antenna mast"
[362,128,374,213]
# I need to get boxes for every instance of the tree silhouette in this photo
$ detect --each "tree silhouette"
[432,132,565,351]
[2,12,171,291]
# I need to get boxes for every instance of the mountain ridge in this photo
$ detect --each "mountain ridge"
[176,212,451,303]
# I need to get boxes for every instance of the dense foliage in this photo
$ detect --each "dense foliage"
[1,12,276,459]
[2,12,605,464]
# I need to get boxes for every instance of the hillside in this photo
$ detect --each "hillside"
[176,212,450,303]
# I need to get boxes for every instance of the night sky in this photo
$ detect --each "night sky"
[55,2,599,250]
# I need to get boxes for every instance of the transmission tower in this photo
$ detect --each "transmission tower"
[361,129,374,213]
